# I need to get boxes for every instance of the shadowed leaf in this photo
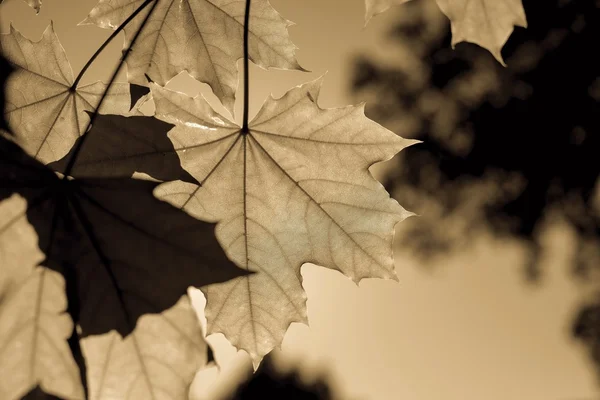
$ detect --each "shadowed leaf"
[0,133,248,398]
[365,0,527,64]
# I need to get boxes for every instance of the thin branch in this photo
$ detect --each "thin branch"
[241,0,251,132]
[63,0,158,176]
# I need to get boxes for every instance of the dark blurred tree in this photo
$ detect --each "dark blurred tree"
[228,356,339,400]
[574,293,600,382]
[353,0,599,278]
[352,0,599,379]
[0,27,12,133]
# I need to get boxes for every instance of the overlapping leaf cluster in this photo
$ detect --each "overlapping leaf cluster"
[0,0,527,398]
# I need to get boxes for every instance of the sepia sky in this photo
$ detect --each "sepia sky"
[1,0,598,399]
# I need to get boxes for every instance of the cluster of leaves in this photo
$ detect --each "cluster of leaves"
[0,0,530,398]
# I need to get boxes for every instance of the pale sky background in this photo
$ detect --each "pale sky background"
[1,0,598,399]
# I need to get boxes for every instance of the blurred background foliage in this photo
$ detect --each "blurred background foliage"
[351,0,599,382]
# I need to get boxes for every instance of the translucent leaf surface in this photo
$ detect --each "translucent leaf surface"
[82,0,303,113]
[152,78,415,365]
[82,297,206,400]
[0,24,130,164]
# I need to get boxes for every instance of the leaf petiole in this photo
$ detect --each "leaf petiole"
[241,0,251,133]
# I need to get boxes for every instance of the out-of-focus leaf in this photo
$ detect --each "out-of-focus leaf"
[152,78,415,366]
[365,0,527,64]
[82,0,304,113]
[0,24,130,164]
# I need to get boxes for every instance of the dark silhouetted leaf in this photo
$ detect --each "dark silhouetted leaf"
[129,83,150,110]
[21,386,63,400]
[0,0,42,13]
[49,112,197,184]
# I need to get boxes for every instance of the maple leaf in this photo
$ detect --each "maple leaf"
[151,78,415,366]
[0,23,130,164]
[365,0,527,64]
[81,0,304,113]
[0,131,247,398]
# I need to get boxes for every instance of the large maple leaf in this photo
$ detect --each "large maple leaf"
[150,78,415,365]
[82,0,304,114]
[0,125,246,398]
[0,24,130,164]
[365,0,527,64]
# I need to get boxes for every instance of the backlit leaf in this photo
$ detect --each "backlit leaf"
[365,0,527,64]
[0,196,83,400]
[82,0,304,113]
[0,130,247,398]
[0,23,130,164]
[152,78,415,365]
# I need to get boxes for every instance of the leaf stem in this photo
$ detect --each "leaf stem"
[71,0,154,90]
[63,0,158,176]
[241,0,251,132]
